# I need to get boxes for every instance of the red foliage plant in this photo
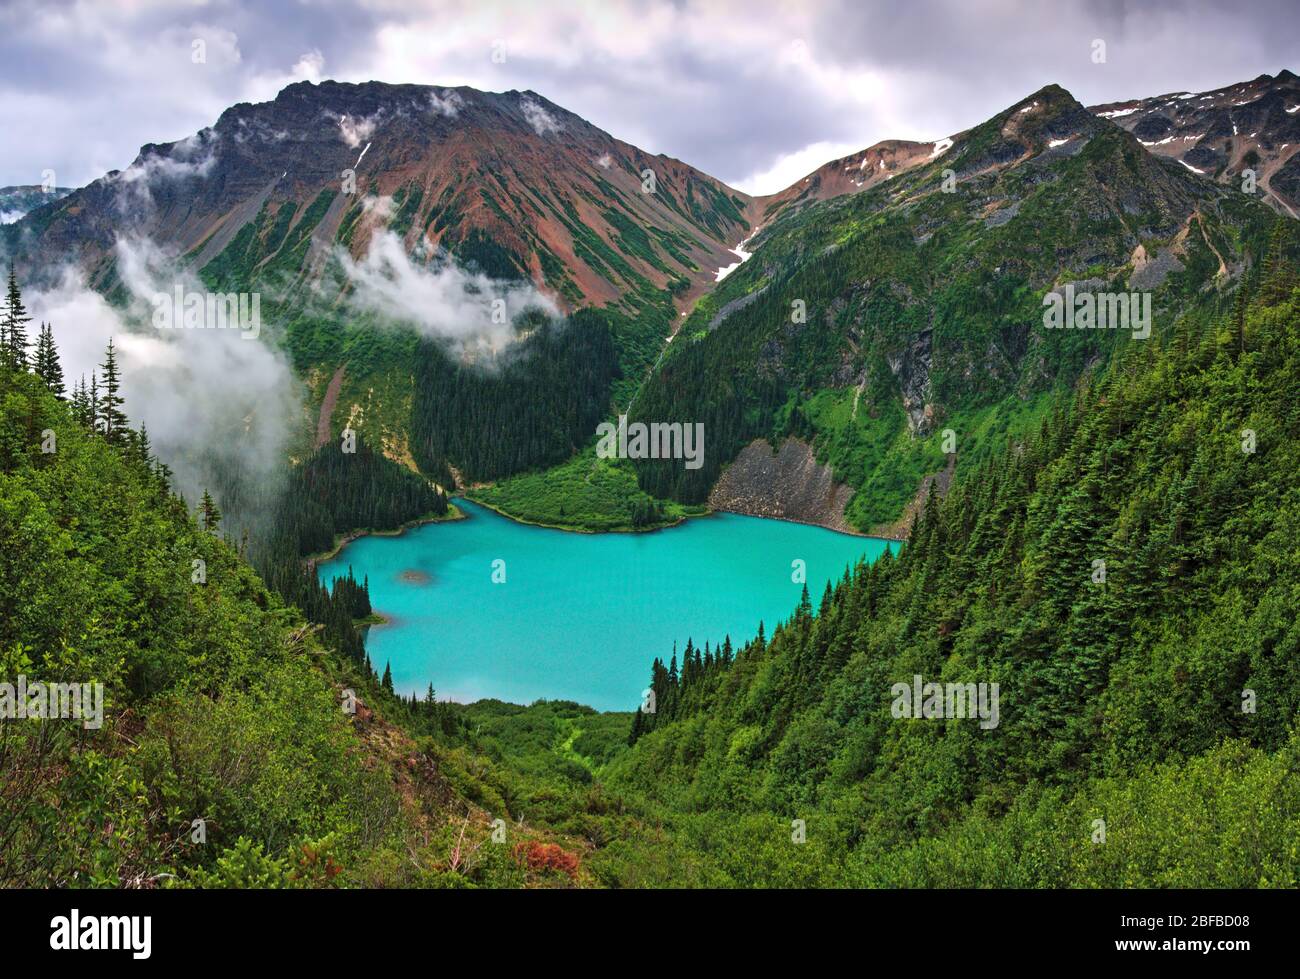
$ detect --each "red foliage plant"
[513,840,580,879]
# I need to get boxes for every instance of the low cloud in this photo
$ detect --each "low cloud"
[520,96,562,137]
[333,110,381,148]
[331,230,558,361]
[428,89,464,117]
[114,130,220,212]
[25,237,304,531]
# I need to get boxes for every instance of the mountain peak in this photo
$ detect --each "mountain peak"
[7,76,753,312]
[1089,69,1300,214]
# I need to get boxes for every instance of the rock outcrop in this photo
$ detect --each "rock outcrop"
[708,437,858,533]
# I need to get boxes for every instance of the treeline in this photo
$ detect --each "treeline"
[609,227,1300,885]
[629,634,738,743]
[410,308,620,484]
[253,435,448,669]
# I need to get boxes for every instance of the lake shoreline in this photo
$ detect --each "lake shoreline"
[709,504,903,541]
[306,503,467,568]
[463,493,694,535]
[316,497,899,712]
[466,494,901,542]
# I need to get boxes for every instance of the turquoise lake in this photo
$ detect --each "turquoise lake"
[317,499,899,712]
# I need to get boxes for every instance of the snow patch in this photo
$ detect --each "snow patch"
[714,229,760,282]
[930,137,953,158]
[1179,159,1205,174]
[1098,107,1138,118]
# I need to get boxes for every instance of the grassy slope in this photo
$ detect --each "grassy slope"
[468,447,706,532]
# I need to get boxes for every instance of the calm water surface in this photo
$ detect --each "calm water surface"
[317,499,898,711]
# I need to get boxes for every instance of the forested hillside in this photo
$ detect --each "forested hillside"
[0,303,618,888]
[631,85,1279,531]
[410,308,620,484]
[3,227,1299,890]
[603,234,1300,886]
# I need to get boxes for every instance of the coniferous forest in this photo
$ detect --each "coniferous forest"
[3,7,1300,950]
[3,234,1299,890]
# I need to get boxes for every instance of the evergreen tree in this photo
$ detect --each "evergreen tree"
[33,322,65,397]
[88,373,101,434]
[70,376,90,426]
[381,661,394,693]
[199,490,222,533]
[98,339,128,443]
[1,263,32,369]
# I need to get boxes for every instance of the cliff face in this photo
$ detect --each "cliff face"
[707,437,858,534]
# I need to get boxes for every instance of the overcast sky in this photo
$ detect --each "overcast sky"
[1,0,1296,195]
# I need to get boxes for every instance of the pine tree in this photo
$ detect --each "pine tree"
[1,263,32,369]
[199,490,222,533]
[98,339,128,443]
[381,661,394,693]
[70,376,89,426]
[33,323,66,397]
[88,373,101,434]
[628,704,644,745]
[1259,219,1298,305]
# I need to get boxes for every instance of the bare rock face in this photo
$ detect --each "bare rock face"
[886,327,934,436]
[708,437,858,533]
[1090,70,1300,216]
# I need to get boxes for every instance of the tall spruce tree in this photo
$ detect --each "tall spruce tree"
[88,373,101,432]
[199,490,222,533]
[98,339,128,443]
[1,263,32,369]
[34,323,66,397]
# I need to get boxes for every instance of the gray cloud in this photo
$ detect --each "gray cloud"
[0,0,1295,195]
[24,236,304,527]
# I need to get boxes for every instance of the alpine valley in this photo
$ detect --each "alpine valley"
[2,61,1299,890]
